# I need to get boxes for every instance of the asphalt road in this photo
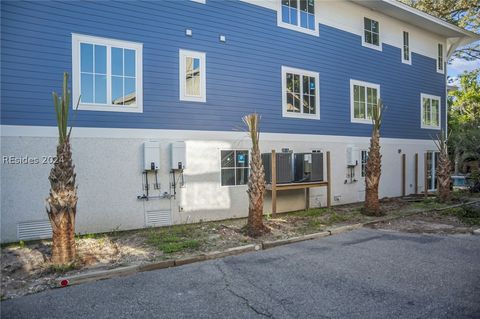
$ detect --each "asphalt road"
[2,228,479,319]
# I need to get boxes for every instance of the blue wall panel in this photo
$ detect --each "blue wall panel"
[1,0,446,139]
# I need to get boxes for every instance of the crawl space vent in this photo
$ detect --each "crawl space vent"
[17,220,52,241]
[146,210,171,227]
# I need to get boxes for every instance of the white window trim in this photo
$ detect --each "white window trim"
[220,149,249,187]
[350,79,381,124]
[401,31,412,65]
[190,0,206,3]
[179,49,206,103]
[437,43,445,74]
[281,66,320,120]
[72,33,143,113]
[361,17,382,52]
[276,1,319,37]
[420,93,441,130]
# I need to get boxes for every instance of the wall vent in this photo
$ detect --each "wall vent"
[17,220,52,241]
[145,210,171,227]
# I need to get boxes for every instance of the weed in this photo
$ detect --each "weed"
[49,262,79,274]
[18,240,25,248]
[145,229,200,253]
[441,205,480,226]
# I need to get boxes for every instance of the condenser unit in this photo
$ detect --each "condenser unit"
[262,152,294,184]
[294,152,324,182]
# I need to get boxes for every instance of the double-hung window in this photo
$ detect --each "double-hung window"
[437,43,444,73]
[402,31,411,64]
[179,49,206,102]
[221,150,249,186]
[350,80,380,124]
[282,66,320,120]
[421,94,440,129]
[72,34,143,113]
[363,17,381,50]
[278,0,318,35]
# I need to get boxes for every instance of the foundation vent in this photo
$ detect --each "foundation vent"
[146,210,171,227]
[17,220,52,241]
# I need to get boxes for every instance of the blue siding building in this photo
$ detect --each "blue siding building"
[1,0,477,242]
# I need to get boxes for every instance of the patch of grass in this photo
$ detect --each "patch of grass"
[325,212,351,225]
[291,207,333,218]
[441,205,480,226]
[145,228,201,254]
[49,262,79,274]
[412,198,449,210]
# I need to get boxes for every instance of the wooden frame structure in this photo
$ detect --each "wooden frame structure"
[265,150,331,217]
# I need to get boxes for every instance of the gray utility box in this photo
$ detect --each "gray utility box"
[294,152,324,182]
[262,152,294,184]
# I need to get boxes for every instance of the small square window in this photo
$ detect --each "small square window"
[362,17,381,51]
[221,150,249,186]
[350,80,380,124]
[282,66,320,120]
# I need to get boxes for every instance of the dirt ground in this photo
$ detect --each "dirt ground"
[1,195,479,300]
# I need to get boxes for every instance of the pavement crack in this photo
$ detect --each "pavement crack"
[214,262,275,318]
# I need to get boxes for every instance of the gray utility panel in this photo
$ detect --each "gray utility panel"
[262,152,294,184]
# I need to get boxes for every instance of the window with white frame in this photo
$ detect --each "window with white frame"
[282,66,320,119]
[402,31,411,64]
[72,34,143,113]
[421,94,440,129]
[361,150,369,177]
[278,0,318,36]
[437,43,444,73]
[350,80,380,123]
[179,49,206,102]
[221,150,249,186]
[363,17,380,49]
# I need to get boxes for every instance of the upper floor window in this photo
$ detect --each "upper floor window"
[421,94,440,129]
[402,31,411,64]
[278,0,318,36]
[363,17,381,51]
[350,80,380,124]
[281,66,320,120]
[437,43,444,73]
[221,150,249,186]
[179,49,206,102]
[72,34,143,113]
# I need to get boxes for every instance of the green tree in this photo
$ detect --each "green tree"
[448,69,480,173]
[399,0,479,60]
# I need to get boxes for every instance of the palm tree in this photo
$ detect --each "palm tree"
[434,131,452,202]
[363,99,385,216]
[243,113,269,237]
[46,72,78,264]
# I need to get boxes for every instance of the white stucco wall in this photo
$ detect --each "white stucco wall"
[0,127,435,242]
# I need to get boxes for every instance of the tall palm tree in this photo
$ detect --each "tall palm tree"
[363,99,385,216]
[243,113,268,237]
[434,131,452,202]
[47,72,78,264]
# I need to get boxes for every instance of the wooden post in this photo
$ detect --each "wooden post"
[326,151,331,208]
[424,153,428,197]
[402,154,406,197]
[305,188,310,210]
[271,150,277,217]
[414,153,418,194]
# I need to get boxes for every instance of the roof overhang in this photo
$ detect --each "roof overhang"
[349,0,479,48]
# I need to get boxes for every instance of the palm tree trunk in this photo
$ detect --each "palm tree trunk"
[435,132,452,202]
[243,113,268,237]
[47,140,77,264]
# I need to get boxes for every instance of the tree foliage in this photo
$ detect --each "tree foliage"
[400,0,480,60]
[448,69,480,172]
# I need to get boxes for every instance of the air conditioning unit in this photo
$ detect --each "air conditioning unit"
[262,152,294,184]
[294,153,312,182]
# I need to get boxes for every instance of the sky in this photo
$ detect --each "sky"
[447,41,480,85]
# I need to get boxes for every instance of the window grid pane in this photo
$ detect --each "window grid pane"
[221,150,249,186]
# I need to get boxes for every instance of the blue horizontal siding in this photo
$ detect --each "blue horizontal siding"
[1,0,446,139]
